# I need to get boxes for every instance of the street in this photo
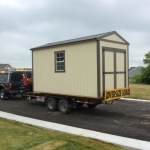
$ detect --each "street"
[0,97,150,142]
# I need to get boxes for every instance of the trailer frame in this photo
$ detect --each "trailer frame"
[27,87,130,114]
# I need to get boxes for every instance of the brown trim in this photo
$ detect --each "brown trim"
[54,50,66,73]
[98,31,130,45]
[54,51,56,72]
[103,47,126,53]
[127,45,129,87]
[100,39,127,45]
[32,50,34,91]
[124,52,126,87]
[104,72,126,74]
[115,32,130,45]
[102,47,127,91]
[99,41,101,97]
[102,48,105,92]
[114,51,116,88]
[102,48,116,90]
[97,40,100,98]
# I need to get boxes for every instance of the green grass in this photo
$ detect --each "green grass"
[0,118,128,150]
[129,84,150,100]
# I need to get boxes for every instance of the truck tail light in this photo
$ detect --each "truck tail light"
[23,73,28,86]
[28,78,33,84]
[9,83,12,89]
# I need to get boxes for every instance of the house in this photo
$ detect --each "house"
[0,64,12,73]
[30,31,129,98]
[129,67,136,72]
[129,66,142,78]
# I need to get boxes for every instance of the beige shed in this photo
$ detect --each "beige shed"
[30,31,130,101]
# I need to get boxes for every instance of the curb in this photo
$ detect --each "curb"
[120,98,150,102]
[0,111,150,150]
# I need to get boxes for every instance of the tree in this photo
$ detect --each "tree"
[129,74,142,84]
[143,51,150,65]
[140,51,150,84]
[140,65,150,84]
[130,51,150,84]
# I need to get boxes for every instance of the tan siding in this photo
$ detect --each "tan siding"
[116,74,125,88]
[104,51,114,72]
[100,41,128,96]
[102,34,125,43]
[105,74,114,90]
[33,40,97,98]
[116,53,125,72]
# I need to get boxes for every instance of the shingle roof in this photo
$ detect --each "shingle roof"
[0,64,10,69]
[30,31,129,50]
[129,66,142,78]
[129,67,136,72]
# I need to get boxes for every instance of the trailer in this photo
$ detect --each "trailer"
[27,31,130,114]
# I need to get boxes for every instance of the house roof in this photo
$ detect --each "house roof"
[0,64,11,70]
[129,67,136,72]
[129,66,142,78]
[30,31,129,50]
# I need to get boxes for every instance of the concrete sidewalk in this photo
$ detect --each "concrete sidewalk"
[0,111,150,150]
[120,98,150,102]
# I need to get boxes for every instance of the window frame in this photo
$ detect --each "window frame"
[54,50,65,72]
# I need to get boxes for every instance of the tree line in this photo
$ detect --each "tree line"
[130,51,150,84]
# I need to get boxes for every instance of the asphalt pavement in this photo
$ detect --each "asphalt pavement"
[0,97,150,149]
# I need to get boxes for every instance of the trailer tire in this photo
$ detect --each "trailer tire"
[47,98,58,111]
[87,104,97,108]
[58,99,71,114]
[0,89,6,100]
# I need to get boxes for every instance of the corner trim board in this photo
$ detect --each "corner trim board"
[97,40,100,98]
[32,50,34,91]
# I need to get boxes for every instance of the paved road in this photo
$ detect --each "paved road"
[0,97,150,142]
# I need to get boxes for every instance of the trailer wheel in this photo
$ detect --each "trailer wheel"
[0,89,6,100]
[58,99,71,114]
[46,98,58,111]
[87,104,97,108]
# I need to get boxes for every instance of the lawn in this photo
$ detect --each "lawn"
[0,117,128,150]
[129,84,150,100]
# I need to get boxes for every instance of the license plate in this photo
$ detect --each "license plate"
[104,87,130,101]
[37,97,45,102]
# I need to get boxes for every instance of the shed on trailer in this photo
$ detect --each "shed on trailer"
[30,31,130,101]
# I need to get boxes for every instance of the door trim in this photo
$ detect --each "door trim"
[102,47,126,91]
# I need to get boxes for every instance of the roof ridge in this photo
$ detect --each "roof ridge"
[30,31,129,50]
[46,31,115,45]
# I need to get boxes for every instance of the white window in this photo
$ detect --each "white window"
[55,51,65,72]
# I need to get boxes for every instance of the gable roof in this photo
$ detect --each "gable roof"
[129,67,136,72]
[31,31,129,50]
[129,66,142,78]
[0,64,11,70]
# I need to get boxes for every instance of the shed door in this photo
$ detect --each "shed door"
[103,48,126,91]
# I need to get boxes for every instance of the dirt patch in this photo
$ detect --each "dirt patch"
[30,140,66,150]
